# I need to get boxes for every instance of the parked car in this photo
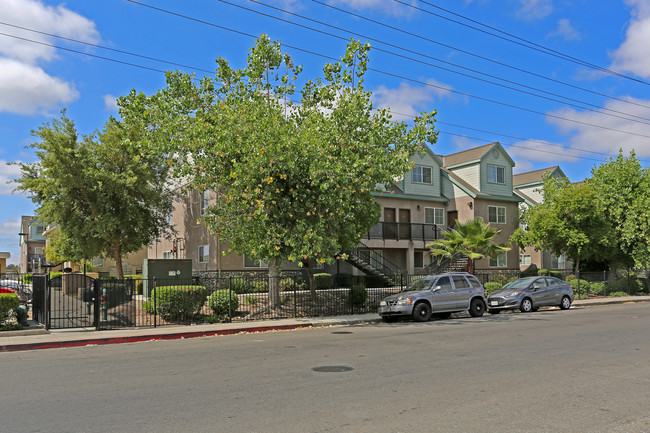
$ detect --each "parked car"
[487,276,574,314]
[0,280,30,304]
[377,272,487,322]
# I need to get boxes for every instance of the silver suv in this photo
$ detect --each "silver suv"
[378,272,487,322]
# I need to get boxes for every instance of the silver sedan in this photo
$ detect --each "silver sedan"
[487,276,574,314]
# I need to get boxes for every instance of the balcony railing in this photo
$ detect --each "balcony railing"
[364,222,440,242]
[28,254,47,264]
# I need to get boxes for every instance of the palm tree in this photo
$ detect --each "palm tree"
[428,218,511,274]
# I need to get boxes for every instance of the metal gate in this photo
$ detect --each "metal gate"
[46,273,98,330]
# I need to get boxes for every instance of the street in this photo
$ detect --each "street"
[3,303,650,433]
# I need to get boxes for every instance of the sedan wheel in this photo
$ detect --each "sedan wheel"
[520,298,533,313]
[560,296,572,310]
[412,302,432,322]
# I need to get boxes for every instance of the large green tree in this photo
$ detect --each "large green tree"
[429,218,511,273]
[14,113,175,279]
[587,150,650,270]
[511,175,613,272]
[119,35,437,304]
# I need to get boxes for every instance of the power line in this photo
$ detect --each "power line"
[124,0,650,140]
[399,0,650,86]
[228,0,650,126]
[310,0,650,111]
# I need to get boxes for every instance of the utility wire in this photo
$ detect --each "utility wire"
[310,0,650,111]
[124,0,650,139]
[228,0,650,125]
[399,0,650,86]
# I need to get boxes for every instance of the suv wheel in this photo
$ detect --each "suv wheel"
[469,298,485,317]
[412,302,432,322]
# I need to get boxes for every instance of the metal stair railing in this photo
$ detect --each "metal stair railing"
[347,242,403,277]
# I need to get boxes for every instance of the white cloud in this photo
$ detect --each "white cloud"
[328,0,417,16]
[610,0,650,78]
[372,79,455,118]
[0,159,22,195]
[103,94,118,112]
[505,139,580,171]
[0,0,98,115]
[0,217,20,236]
[0,0,99,63]
[0,58,78,115]
[548,18,581,41]
[515,0,553,20]
[546,97,650,159]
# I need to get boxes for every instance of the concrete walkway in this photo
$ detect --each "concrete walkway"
[2,295,648,353]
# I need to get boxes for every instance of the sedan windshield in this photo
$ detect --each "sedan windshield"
[504,278,536,290]
[403,278,434,292]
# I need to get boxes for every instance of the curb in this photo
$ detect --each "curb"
[0,323,313,353]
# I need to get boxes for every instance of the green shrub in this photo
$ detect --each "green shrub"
[549,271,563,279]
[609,291,628,297]
[589,281,605,296]
[22,274,33,284]
[565,274,576,282]
[570,279,590,297]
[152,285,208,321]
[208,290,239,316]
[538,268,549,276]
[483,282,503,296]
[520,266,538,277]
[349,282,368,307]
[280,277,307,292]
[487,274,514,286]
[243,295,259,305]
[314,273,332,290]
[605,278,642,295]
[142,300,154,314]
[202,313,229,323]
[0,293,20,324]
[248,279,269,293]
[227,277,247,293]
[49,271,63,279]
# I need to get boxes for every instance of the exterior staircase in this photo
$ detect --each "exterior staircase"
[346,242,403,286]
[420,254,469,275]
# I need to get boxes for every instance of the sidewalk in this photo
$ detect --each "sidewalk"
[2,295,648,353]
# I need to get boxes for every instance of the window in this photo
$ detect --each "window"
[198,245,209,263]
[490,251,507,268]
[435,276,452,290]
[452,275,470,288]
[244,255,268,268]
[414,251,423,268]
[425,207,445,225]
[162,252,172,259]
[200,191,210,216]
[487,165,505,184]
[34,247,43,255]
[35,225,45,235]
[551,254,567,269]
[467,275,482,288]
[520,254,531,265]
[488,206,506,224]
[412,166,432,184]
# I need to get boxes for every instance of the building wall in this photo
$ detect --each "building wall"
[402,152,442,197]
[472,198,520,271]
[479,150,514,196]
[450,164,480,190]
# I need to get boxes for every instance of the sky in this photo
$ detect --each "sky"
[1,0,650,265]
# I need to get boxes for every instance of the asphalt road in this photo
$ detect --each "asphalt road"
[3,303,649,433]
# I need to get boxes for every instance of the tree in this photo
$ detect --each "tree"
[511,175,613,273]
[118,35,437,304]
[13,113,175,279]
[429,218,511,273]
[588,150,650,270]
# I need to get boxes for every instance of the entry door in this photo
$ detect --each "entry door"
[384,208,396,239]
[398,209,411,240]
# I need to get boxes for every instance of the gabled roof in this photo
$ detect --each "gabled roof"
[513,188,539,206]
[440,142,515,168]
[441,167,524,203]
[513,166,566,187]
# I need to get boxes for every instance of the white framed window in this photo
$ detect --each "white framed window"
[200,191,210,216]
[425,207,445,225]
[551,254,567,269]
[34,247,43,255]
[412,166,432,184]
[35,225,45,235]
[520,254,531,265]
[198,245,209,263]
[488,206,506,224]
[244,255,268,268]
[162,252,173,259]
[487,165,505,184]
[490,251,507,268]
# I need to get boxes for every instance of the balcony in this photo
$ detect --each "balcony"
[364,222,440,242]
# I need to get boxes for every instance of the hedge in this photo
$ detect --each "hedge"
[208,290,239,316]
[314,273,332,290]
[483,282,503,296]
[151,285,208,322]
[0,293,20,324]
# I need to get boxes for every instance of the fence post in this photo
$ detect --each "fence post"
[293,275,297,318]
[228,284,232,323]
[94,279,100,331]
[153,277,157,328]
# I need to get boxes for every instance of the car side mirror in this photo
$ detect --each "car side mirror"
[433,285,442,292]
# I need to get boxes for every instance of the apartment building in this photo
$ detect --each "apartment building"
[18,216,47,274]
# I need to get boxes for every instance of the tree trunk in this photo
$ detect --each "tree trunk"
[113,245,124,280]
[306,260,316,301]
[268,257,280,308]
[466,257,475,274]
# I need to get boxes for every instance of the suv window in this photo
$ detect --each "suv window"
[436,276,452,290]
[452,275,470,288]
[466,275,482,288]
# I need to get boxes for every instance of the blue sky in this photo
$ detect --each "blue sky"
[1,0,650,264]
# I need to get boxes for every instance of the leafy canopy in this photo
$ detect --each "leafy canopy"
[13,113,175,278]
[119,36,437,285]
